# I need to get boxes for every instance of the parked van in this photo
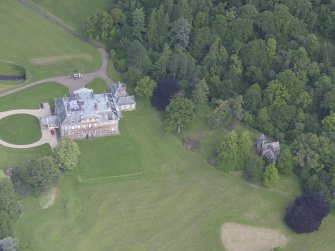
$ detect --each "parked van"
[73,73,82,78]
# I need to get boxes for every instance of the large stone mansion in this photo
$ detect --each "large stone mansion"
[40,83,136,139]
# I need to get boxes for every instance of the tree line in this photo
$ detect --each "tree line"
[84,0,335,224]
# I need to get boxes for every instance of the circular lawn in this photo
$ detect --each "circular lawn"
[0,114,42,144]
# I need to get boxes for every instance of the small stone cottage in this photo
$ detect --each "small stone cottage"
[256,134,280,162]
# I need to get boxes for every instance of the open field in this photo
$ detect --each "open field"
[0,61,25,76]
[0,114,42,145]
[0,144,50,169]
[31,0,113,30]
[4,98,333,250]
[85,78,108,93]
[0,0,101,84]
[221,223,287,251]
[0,82,68,112]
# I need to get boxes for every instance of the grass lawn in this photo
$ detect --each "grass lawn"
[11,99,335,251]
[0,114,42,145]
[31,0,113,30]
[0,61,24,76]
[85,78,108,93]
[0,82,68,112]
[77,135,141,181]
[0,144,51,169]
[107,58,124,83]
[0,0,101,84]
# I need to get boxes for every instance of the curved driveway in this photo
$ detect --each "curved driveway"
[0,48,113,97]
[0,104,58,149]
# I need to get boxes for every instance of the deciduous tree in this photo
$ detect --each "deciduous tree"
[165,95,194,133]
[53,137,81,171]
[19,156,60,193]
[135,76,156,98]
[262,163,279,188]
[285,192,330,233]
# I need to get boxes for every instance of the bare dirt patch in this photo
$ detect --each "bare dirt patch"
[39,187,58,209]
[221,223,287,251]
[30,54,92,64]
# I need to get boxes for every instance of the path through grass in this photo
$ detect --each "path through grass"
[0,0,101,83]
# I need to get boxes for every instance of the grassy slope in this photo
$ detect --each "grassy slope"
[12,100,335,251]
[31,0,113,30]
[0,82,68,112]
[85,78,108,93]
[0,115,42,145]
[0,144,50,169]
[0,0,101,83]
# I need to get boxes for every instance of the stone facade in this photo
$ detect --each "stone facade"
[256,134,280,162]
[41,83,136,140]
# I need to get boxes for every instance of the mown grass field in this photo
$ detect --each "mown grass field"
[31,0,113,30]
[3,98,333,250]
[85,78,108,93]
[0,0,101,85]
[0,144,50,169]
[0,82,68,112]
[0,114,41,145]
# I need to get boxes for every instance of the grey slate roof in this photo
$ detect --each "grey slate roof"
[55,88,119,126]
[256,134,280,161]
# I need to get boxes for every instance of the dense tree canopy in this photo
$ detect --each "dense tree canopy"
[164,95,194,133]
[0,179,20,221]
[18,156,60,194]
[84,0,335,203]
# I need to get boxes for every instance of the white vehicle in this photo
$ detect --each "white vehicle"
[73,73,82,78]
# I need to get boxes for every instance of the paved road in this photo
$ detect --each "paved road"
[0,103,58,149]
[0,48,113,97]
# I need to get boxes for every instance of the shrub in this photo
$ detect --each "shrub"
[151,79,180,110]
[284,192,330,233]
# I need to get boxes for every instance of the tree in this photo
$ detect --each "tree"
[192,78,209,106]
[244,152,264,183]
[151,79,180,110]
[125,66,143,87]
[216,131,252,172]
[0,212,13,239]
[276,145,293,176]
[53,137,81,171]
[0,237,18,251]
[85,10,113,41]
[262,163,279,188]
[0,179,20,221]
[132,8,145,41]
[135,76,156,98]
[127,40,151,73]
[243,83,262,114]
[322,111,335,135]
[165,95,194,133]
[18,156,60,193]
[146,9,159,49]
[284,192,330,233]
[169,18,190,50]
[209,96,244,130]
[152,44,172,79]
